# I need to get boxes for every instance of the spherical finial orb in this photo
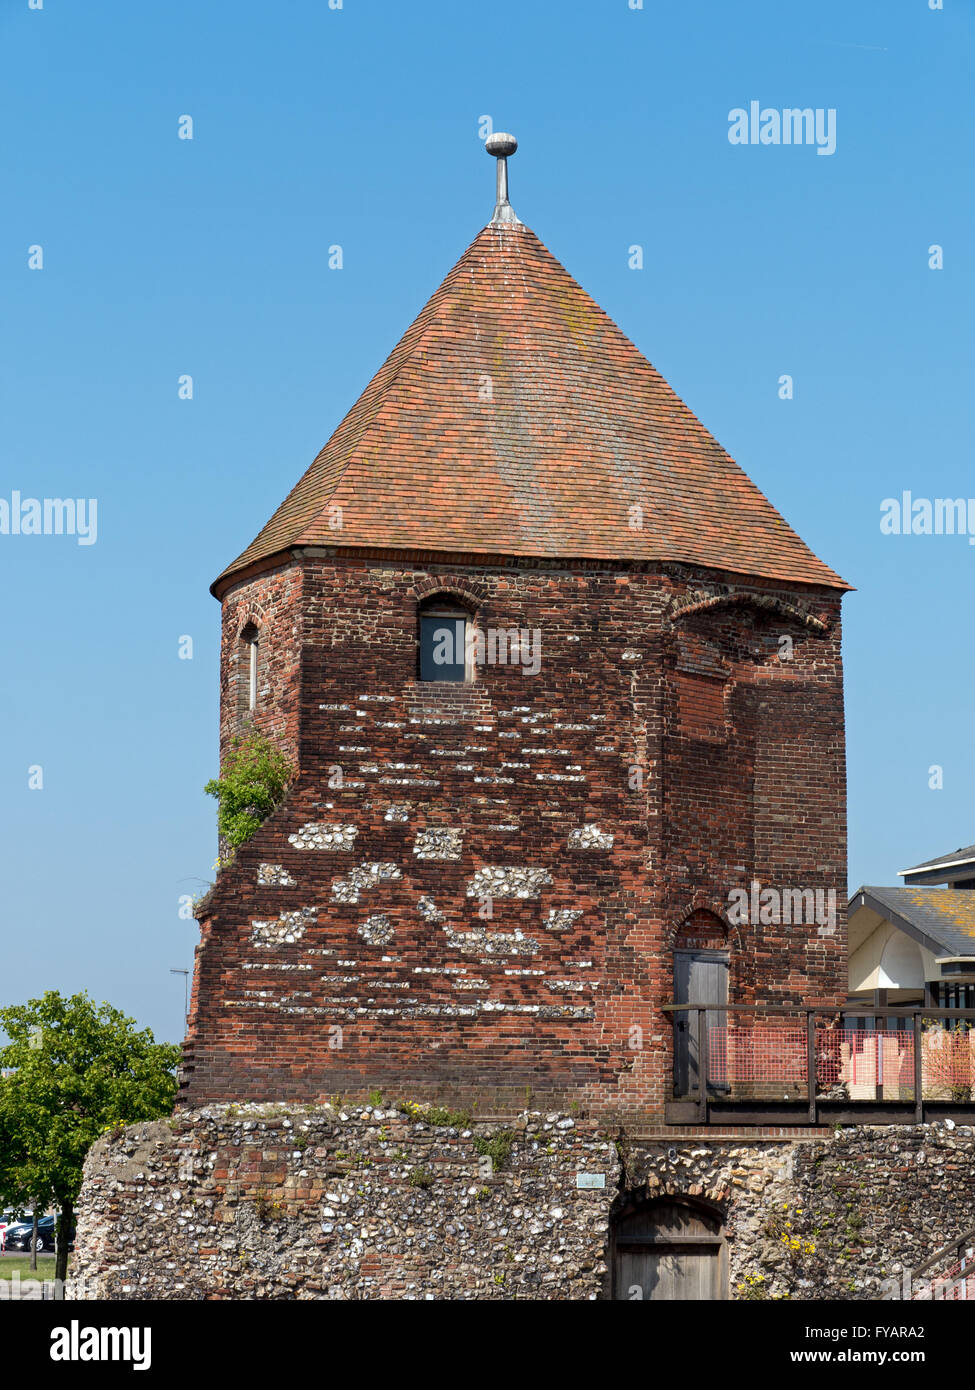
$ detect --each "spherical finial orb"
[485,132,518,159]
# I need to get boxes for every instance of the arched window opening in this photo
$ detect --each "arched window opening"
[418,597,473,683]
[238,622,260,713]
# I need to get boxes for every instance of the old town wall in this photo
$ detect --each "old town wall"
[70,1107,974,1301]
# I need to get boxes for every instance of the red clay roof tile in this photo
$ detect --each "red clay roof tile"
[214,221,848,594]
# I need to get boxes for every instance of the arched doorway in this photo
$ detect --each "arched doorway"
[611,1193,728,1300]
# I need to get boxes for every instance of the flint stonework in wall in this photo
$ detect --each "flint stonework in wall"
[70,1107,975,1301]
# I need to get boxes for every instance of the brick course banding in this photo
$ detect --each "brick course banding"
[183,555,847,1120]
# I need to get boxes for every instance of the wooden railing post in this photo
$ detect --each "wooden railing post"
[807,1011,817,1124]
[874,991,886,1102]
[914,1011,924,1123]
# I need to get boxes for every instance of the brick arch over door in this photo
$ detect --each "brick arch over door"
[667,900,742,953]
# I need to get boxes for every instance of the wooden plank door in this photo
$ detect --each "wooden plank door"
[674,950,729,1096]
[617,1244,720,1300]
[613,1198,727,1300]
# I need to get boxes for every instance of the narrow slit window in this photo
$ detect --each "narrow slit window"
[248,635,258,710]
[239,622,260,712]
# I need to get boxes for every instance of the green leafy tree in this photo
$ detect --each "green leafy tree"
[204,731,293,863]
[0,991,181,1285]
[0,1100,44,1269]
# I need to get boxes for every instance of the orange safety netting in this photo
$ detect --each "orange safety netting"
[705,1026,975,1091]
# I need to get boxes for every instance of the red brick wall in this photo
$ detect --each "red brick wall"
[218,563,303,767]
[660,589,848,1029]
[675,671,727,740]
[183,555,847,1121]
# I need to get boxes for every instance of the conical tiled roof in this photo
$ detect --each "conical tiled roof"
[214,220,847,595]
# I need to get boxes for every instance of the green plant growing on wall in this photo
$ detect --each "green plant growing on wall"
[253,1190,283,1222]
[614,1129,635,1185]
[473,1131,514,1172]
[736,1271,790,1301]
[204,732,293,865]
[397,1099,471,1129]
[763,1203,816,1267]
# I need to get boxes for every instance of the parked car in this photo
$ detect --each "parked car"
[5,1216,63,1254]
[3,1221,36,1251]
[0,1211,30,1245]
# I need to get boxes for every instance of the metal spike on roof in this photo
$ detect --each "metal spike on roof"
[485,131,521,226]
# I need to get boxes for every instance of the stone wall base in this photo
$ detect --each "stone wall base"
[70,1104,975,1300]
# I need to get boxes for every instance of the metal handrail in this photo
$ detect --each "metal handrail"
[914,1225,975,1283]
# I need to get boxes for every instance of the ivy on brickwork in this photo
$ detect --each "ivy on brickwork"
[204,732,293,865]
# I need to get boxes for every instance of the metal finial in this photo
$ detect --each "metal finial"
[485,132,521,226]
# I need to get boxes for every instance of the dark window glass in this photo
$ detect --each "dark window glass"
[419,613,467,682]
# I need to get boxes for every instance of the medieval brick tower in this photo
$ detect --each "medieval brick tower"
[182,136,849,1122]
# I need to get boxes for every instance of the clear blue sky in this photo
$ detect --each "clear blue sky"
[1,0,971,1045]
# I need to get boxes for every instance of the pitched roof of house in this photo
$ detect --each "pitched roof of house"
[213,217,848,596]
[900,844,975,877]
[851,885,975,958]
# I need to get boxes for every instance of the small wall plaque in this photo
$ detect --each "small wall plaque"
[576,1172,606,1189]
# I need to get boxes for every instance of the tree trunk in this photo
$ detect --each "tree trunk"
[54,1204,71,1289]
[29,1211,38,1271]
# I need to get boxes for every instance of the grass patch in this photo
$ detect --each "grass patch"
[0,1255,62,1281]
